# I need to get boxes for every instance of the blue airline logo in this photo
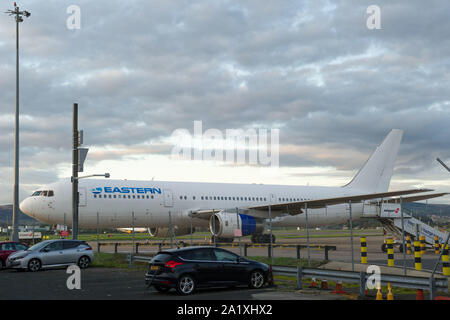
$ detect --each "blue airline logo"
[91,187,162,195]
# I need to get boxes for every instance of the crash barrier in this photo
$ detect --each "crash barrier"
[443,244,450,276]
[244,243,336,261]
[435,236,440,255]
[360,237,367,264]
[387,238,394,267]
[272,266,448,300]
[414,241,422,271]
[420,236,426,255]
[406,236,412,255]
[97,241,336,261]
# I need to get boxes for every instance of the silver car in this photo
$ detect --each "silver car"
[7,239,95,272]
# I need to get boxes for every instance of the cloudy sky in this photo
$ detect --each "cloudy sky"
[0,0,449,204]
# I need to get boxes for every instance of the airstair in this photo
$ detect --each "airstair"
[364,202,448,251]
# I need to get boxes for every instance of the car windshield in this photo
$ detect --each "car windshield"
[27,241,51,251]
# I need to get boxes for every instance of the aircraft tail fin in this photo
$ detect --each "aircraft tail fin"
[343,129,403,193]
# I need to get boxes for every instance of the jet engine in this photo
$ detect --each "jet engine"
[209,211,263,238]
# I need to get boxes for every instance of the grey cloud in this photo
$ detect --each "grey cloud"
[0,0,449,203]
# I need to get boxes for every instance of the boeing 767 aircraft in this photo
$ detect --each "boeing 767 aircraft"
[19,129,445,243]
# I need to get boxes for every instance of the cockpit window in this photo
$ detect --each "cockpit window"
[31,190,54,197]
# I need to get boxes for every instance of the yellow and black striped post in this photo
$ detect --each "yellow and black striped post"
[434,236,440,255]
[442,244,449,276]
[387,238,394,267]
[420,236,426,255]
[406,236,412,255]
[414,241,422,271]
[360,237,367,264]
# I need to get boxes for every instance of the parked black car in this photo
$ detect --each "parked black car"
[145,246,269,295]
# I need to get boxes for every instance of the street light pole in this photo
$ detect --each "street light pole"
[5,3,31,242]
[72,103,79,239]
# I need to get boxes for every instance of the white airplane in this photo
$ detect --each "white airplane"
[19,129,445,243]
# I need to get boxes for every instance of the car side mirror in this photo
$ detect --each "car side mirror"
[41,248,49,253]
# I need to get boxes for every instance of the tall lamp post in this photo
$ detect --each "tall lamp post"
[5,3,30,242]
[71,173,110,240]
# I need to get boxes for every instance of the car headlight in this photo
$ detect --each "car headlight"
[11,253,28,261]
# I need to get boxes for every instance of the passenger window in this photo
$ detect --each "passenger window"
[48,190,54,197]
[42,191,48,197]
[46,241,63,251]
[189,249,215,261]
[214,249,238,262]
[1,243,14,250]
[63,241,82,250]
[14,243,27,251]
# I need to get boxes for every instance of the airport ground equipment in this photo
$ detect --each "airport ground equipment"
[406,236,412,254]
[360,237,367,264]
[387,238,394,267]
[414,241,422,271]
[435,236,440,255]
[273,266,448,300]
[363,202,448,252]
[442,245,450,276]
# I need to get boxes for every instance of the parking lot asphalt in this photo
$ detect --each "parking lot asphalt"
[0,267,345,300]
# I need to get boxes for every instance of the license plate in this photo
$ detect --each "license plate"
[150,265,159,271]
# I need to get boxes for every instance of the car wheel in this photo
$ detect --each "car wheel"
[28,259,41,272]
[176,274,196,295]
[154,285,171,293]
[0,260,3,270]
[78,256,91,269]
[381,243,387,253]
[249,270,265,289]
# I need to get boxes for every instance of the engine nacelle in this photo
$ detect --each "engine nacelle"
[209,212,263,238]
[148,227,194,237]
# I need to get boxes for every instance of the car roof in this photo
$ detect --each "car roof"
[158,246,219,254]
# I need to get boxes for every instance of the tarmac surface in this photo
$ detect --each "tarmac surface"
[0,267,344,300]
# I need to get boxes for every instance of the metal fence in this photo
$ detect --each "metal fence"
[272,265,448,300]
[97,241,336,261]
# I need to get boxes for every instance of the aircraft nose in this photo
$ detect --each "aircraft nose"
[19,198,34,216]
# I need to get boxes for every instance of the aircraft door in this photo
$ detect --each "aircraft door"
[163,189,173,207]
[270,194,277,204]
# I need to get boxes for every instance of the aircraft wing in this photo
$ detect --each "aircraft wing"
[370,192,449,204]
[248,188,434,215]
[188,209,219,220]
